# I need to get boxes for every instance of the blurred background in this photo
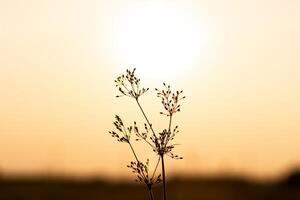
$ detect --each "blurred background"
[1,0,300,199]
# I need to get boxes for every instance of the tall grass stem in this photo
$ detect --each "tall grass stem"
[161,155,167,200]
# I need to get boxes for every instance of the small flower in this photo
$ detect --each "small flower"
[155,83,185,116]
[109,115,132,143]
[127,159,161,186]
[115,68,149,99]
[149,128,183,159]
[134,121,149,141]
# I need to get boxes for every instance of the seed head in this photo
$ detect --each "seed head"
[156,84,185,116]
[114,68,149,99]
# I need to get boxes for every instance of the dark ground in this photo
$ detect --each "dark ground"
[0,170,300,200]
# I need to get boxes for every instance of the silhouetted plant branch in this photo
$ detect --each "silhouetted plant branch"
[109,68,185,200]
[109,115,156,200]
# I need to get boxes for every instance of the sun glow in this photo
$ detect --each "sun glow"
[112,2,209,81]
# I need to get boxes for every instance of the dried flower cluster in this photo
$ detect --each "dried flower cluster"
[109,115,159,191]
[156,83,185,116]
[108,68,185,200]
[115,68,149,99]
[151,127,183,159]
[127,159,162,187]
[109,115,131,143]
[133,120,182,159]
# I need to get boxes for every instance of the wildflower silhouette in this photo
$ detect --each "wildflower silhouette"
[109,68,185,200]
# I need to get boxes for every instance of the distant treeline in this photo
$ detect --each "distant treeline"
[0,169,299,200]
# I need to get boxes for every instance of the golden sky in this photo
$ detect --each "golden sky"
[0,0,300,180]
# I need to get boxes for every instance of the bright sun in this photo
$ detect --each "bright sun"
[112,2,209,82]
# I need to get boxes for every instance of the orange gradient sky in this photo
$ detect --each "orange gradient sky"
[1,0,300,180]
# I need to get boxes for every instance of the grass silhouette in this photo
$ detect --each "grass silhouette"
[109,68,185,200]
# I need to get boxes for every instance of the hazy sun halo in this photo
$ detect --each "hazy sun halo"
[112,2,209,81]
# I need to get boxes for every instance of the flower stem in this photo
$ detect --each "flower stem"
[151,156,161,180]
[160,114,172,200]
[136,98,169,200]
[148,186,155,200]
[128,142,139,162]
[161,155,167,200]
[164,114,172,149]
[136,99,156,136]
[168,114,172,132]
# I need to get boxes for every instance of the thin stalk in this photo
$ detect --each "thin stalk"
[136,98,171,200]
[126,101,157,200]
[129,141,155,200]
[134,99,156,150]
[151,156,161,180]
[148,186,154,200]
[128,142,139,162]
[128,142,147,180]
[161,114,172,200]
[136,99,156,136]
[140,134,156,150]
[161,155,167,200]
[168,115,172,132]
[164,114,172,149]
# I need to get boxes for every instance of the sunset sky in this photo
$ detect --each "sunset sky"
[1,0,300,180]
